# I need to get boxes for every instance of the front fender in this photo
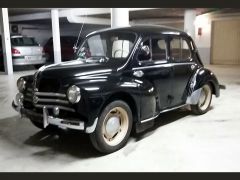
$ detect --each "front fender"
[186,68,220,104]
[66,77,142,128]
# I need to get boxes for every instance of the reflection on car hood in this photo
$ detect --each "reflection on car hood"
[38,60,117,79]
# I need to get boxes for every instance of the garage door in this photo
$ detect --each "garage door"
[211,19,240,65]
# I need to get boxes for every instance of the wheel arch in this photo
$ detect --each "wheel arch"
[101,92,139,123]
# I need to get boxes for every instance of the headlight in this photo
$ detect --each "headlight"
[67,85,81,104]
[17,78,26,92]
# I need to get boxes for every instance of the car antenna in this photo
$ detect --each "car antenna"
[73,10,87,53]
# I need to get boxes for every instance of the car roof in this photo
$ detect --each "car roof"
[87,25,189,37]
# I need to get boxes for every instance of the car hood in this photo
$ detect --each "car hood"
[38,60,118,79]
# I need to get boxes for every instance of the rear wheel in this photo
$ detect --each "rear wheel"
[191,83,212,115]
[90,100,133,153]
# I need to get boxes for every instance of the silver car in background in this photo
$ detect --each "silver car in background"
[11,35,46,68]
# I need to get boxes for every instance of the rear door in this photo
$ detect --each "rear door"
[168,36,196,106]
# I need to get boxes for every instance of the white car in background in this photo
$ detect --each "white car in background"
[11,35,46,69]
[0,35,47,70]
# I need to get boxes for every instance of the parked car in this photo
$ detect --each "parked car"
[12,25,224,153]
[44,36,82,63]
[0,35,46,70]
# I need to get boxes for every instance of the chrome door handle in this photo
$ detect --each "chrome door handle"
[133,70,144,78]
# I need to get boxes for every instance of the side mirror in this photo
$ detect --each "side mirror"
[140,45,150,56]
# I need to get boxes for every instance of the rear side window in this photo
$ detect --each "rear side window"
[170,37,191,61]
[11,37,39,46]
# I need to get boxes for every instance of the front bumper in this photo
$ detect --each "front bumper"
[12,101,85,131]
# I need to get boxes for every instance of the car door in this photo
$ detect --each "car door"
[132,36,173,120]
[168,36,197,106]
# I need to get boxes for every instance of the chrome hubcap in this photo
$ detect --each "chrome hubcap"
[105,116,121,138]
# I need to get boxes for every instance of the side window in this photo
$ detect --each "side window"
[170,37,191,61]
[152,38,167,61]
[138,38,151,61]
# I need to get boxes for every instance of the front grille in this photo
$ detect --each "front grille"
[38,77,61,92]
[23,87,75,112]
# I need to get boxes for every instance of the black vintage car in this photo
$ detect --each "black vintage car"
[12,25,223,153]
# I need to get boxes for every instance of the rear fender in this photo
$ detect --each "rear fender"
[186,68,220,105]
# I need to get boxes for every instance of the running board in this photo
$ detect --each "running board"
[140,104,187,124]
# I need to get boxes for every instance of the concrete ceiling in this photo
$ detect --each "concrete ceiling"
[8,8,240,26]
[8,8,68,16]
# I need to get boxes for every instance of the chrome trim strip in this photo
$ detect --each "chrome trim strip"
[35,92,66,98]
[140,104,187,123]
[34,104,75,112]
[160,104,187,114]
[38,98,69,105]
[141,114,159,123]
[133,63,173,71]
[132,62,195,71]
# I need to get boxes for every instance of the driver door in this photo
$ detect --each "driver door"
[133,36,174,120]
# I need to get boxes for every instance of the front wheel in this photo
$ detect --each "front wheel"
[90,100,133,154]
[191,83,212,115]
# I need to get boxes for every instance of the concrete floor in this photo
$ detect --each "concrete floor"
[0,65,240,172]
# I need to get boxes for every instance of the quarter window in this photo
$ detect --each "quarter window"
[170,38,191,61]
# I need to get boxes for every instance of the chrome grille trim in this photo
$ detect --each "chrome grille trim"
[35,92,66,98]
[34,104,75,112]
[26,92,32,97]
[24,97,32,102]
[38,98,69,105]
[27,88,33,91]
[23,89,74,112]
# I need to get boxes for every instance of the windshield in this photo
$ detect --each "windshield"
[11,37,39,46]
[76,31,137,64]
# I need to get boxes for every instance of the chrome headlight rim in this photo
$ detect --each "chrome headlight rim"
[17,78,26,92]
[67,85,81,104]
[14,92,24,106]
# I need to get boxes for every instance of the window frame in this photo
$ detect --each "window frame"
[169,35,193,63]
[137,35,168,64]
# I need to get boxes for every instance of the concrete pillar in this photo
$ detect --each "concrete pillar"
[111,8,129,28]
[0,8,13,75]
[184,9,196,40]
[51,9,61,64]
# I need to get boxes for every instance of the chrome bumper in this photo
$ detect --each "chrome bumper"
[42,106,84,130]
[12,101,85,131]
